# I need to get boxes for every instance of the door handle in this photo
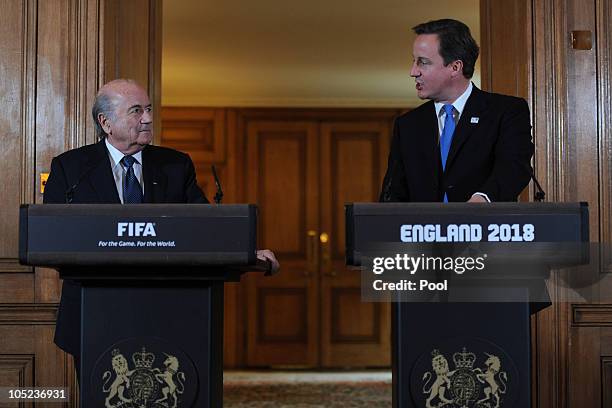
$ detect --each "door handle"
[320,232,336,277]
[305,230,318,277]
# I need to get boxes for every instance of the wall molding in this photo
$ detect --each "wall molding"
[573,304,612,326]
[0,304,58,324]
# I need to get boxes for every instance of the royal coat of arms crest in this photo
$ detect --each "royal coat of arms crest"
[421,347,508,408]
[102,347,186,408]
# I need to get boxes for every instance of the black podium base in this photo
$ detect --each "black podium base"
[393,301,531,408]
[81,282,223,408]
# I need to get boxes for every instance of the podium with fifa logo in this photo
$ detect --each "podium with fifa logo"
[20,203,271,408]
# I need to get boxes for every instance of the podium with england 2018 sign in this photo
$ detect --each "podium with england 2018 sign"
[19,204,271,408]
[346,202,589,408]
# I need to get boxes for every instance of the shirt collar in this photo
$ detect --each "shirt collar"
[105,138,143,167]
[434,82,473,118]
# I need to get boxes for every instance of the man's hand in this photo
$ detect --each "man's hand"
[467,194,488,203]
[256,249,280,273]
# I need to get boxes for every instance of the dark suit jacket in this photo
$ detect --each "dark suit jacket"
[380,86,534,202]
[43,140,208,356]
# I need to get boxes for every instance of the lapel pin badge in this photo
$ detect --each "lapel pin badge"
[470,117,479,124]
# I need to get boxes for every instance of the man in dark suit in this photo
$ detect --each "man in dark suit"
[380,19,534,202]
[43,79,278,378]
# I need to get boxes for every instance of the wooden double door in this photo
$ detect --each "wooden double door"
[243,117,392,367]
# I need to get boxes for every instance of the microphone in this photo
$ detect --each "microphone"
[530,168,546,202]
[380,160,398,202]
[211,165,224,204]
[65,163,100,203]
[522,162,546,202]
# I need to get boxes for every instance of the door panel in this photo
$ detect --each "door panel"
[245,121,320,366]
[319,122,391,367]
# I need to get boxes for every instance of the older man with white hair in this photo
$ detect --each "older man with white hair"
[43,79,279,380]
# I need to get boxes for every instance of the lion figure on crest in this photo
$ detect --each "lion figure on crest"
[102,350,134,408]
[422,350,454,408]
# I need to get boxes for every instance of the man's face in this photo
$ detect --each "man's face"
[410,34,457,102]
[100,82,153,155]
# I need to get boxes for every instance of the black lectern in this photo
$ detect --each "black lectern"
[346,202,588,408]
[20,204,267,408]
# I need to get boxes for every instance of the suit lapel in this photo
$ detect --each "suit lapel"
[142,146,167,203]
[87,140,120,203]
[445,86,488,172]
[418,102,441,181]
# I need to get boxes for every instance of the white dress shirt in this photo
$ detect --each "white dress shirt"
[433,82,490,202]
[105,138,144,203]
[434,81,491,202]
[434,81,473,137]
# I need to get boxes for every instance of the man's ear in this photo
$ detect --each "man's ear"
[450,60,464,78]
[98,113,112,135]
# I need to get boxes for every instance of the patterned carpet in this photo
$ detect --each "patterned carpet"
[223,371,392,407]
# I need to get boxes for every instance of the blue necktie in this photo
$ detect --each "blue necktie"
[440,104,456,202]
[122,155,143,204]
